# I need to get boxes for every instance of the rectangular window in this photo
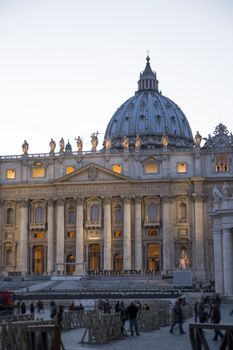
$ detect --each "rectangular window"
[216,156,228,172]
[177,163,187,173]
[67,231,75,238]
[66,166,75,174]
[32,168,45,178]
[112,164,122,174]
[6,169,16,179]
[145,163,158,174]
[113,229,122,238]
[34,232,44,239]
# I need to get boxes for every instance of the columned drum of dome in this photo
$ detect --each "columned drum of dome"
[104,56,193,150]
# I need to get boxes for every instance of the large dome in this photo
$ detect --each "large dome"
[104,56,193,150]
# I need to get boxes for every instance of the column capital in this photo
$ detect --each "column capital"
[103,197,111,206]
[192,193,205,202]
[48,198,56,207]
[76,197,84,206]
[56,198,65,206]
[135,196,142,204]
[122,196,131,204]
[162,195,174,203]
[18,199,29,207]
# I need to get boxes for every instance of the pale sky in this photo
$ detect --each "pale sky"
[0,0,232,155]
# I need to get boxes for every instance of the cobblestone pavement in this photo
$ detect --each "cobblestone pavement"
[61,304,233,350]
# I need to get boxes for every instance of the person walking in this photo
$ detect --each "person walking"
[126,301,140,336]
[169,298,186,334]
[56,305,64,327]
[210,301,224,341]
[30,302,35,315]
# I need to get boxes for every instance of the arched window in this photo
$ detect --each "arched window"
[68,210,75,224]
[179,203,187,222]
[6,208,13,225]
[114,204,122,224]
[148,203,157,222]
[35,207,44,224]
[90,204,99,221]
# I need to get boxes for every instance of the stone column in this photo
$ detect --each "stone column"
[103,197,112,270]
[56,199,65,274]
[222,229,233,295]
[135,197,142,271]
[213,229,223,293]
[75,198,84,275]
[47,199,55,274]
[193,194,205,280]
[19,200,29,275]
[123,197,131,270]
[162,196,172,273]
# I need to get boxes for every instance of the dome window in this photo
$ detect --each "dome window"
[177,162,187,173]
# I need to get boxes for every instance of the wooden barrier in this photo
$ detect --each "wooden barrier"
[80,312,122,344]
[0,319,58,350]
[189,323,233,350]
[61,310,86,330]
[0,314,34,324]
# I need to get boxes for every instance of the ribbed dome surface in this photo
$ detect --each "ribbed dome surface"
[104,56,193,150]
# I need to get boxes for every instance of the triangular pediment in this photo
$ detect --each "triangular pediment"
[55,162,131,184]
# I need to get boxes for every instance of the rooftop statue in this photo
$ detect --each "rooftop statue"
[22,140,29,155]
[59,137,65,153]
[194,131,202,147]
[221,182,229,198]
[49,138,56,153]
[162,134,168,147]
[75,136,83,152]
[91,132,99,151]
[104,137,111,151]
[121,136,129,149]
[135,134,142,149]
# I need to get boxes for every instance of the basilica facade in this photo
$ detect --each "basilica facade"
[0,56,233,294]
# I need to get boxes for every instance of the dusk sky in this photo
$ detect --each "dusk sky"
[0,0,232,155]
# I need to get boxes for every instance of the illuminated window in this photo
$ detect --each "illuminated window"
[112,164,122,174]
[32,168,45,178]
[216,155,228,172]
[66,166,75,174]
[67,231,75,238]
[6,169,16,179]
[114,230,122,238]
[34,232,44,239]
[145,163,158,174]
[177,163,187,173]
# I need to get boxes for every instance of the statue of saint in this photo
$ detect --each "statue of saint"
[221,182,229,198]
[212,185,224,200]
[75,136,83,152]
[59,137,65,153]
[22,140,29,155]
[179,250,189,270]
[104,137,111,151]
[91,132,99,151]
[194,131,202,146]
[135,134,142,149]
[121,136,129,149]
[49,138,56,153]
[162,134,168,147]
